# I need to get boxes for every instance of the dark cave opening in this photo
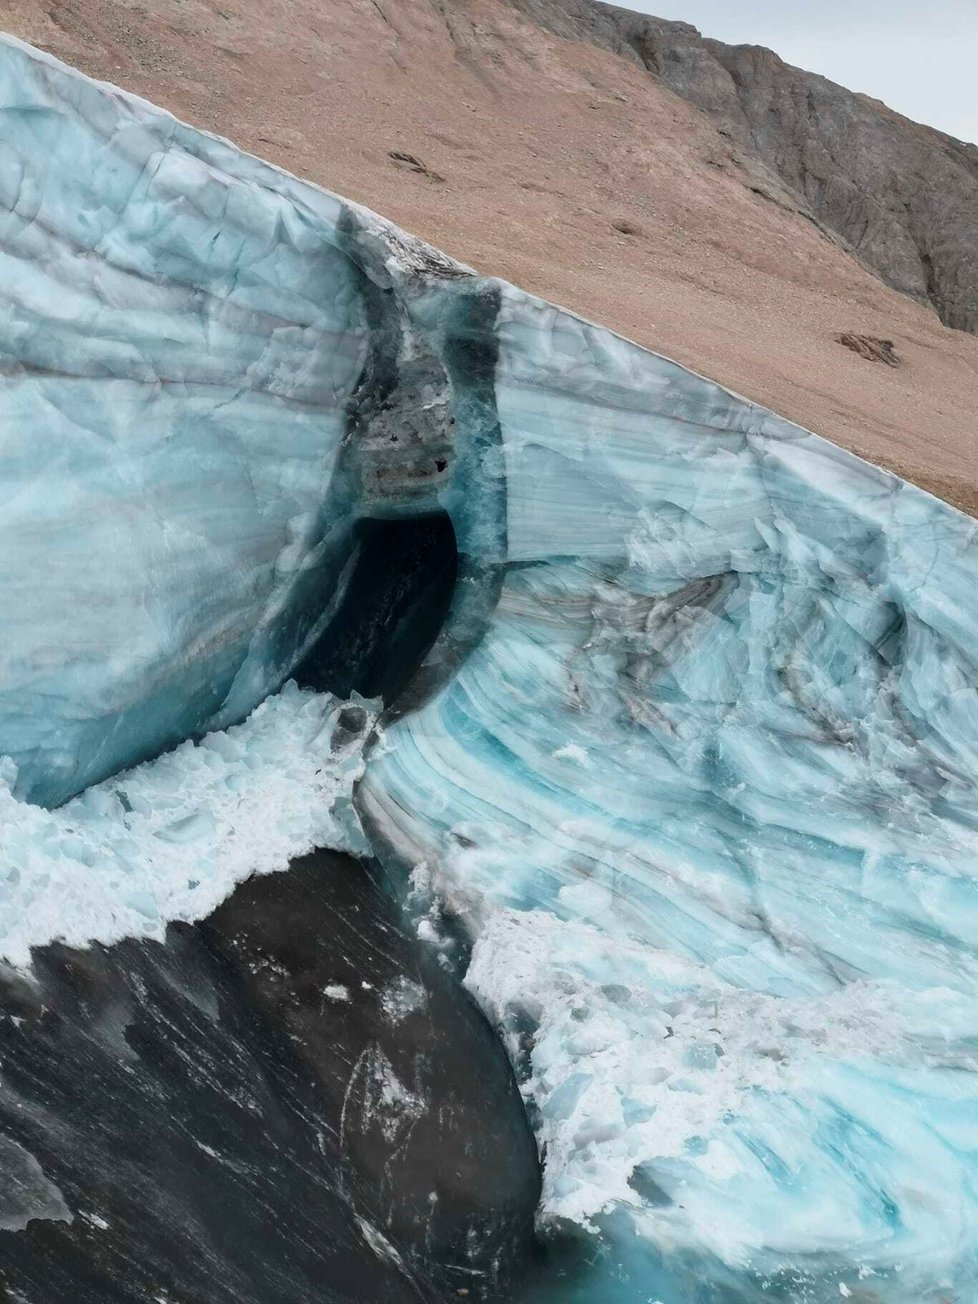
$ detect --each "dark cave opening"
[292,510,458,707]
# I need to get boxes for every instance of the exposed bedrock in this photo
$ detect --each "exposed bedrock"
[0,850,541,1302]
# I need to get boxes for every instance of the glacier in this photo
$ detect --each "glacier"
[361,294,978,1302]
[2,30,978,1304]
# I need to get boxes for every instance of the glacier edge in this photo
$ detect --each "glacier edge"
[1,29,978,1304]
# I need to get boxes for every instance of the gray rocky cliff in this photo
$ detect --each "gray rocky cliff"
[510,0,978,334]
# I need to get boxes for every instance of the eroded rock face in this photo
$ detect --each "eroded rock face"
[515,0,978,334]
[0,850,541,1303]
[685,36,978,333]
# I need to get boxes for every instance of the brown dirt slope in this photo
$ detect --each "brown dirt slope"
[3,0,978,512]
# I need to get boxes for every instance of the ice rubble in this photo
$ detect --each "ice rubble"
[3,30,978,1304]
[0,683,373,968]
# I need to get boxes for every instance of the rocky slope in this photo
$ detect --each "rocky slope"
[3,0,978,510]
[581,3,978,335]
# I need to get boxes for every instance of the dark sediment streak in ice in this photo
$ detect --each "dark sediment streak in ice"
[0,850,541,1302]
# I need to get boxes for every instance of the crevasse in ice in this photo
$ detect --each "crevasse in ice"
[2,32,977,1304]
[0,34,470,805]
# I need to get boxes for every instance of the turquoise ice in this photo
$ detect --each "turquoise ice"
[0,36,373,804]
[362,291,978,1301]
[2,32,977,1303]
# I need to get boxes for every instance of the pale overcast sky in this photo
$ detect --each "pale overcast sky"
[616,1,978,145]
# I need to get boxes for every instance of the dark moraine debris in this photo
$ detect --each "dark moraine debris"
[0,850,541,1303]
[835,333,901,367]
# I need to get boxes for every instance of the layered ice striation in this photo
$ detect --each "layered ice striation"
[360,299,978,1301]
[3,31,978,1304]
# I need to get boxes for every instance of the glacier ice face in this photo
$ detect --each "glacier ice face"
[0,35,486,805]
[359,293,978,1300]
[3,31,978,1304]
[0,36,361,803]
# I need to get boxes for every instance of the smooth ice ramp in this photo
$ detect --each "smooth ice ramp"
[2,31,978,1304]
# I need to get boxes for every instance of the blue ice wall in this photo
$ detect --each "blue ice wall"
[360,291,978,1301]
[3,31,978,1304]
[0,37,371,802]
[0,36,498,806]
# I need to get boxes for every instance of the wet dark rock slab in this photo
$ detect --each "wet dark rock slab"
[0,851,541,1303]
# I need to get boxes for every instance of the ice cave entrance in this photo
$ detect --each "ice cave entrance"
[294,511,459,707]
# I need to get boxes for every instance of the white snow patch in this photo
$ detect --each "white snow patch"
[381,976,426,1024]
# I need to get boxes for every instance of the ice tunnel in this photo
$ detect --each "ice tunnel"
[1,31,978,1304]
